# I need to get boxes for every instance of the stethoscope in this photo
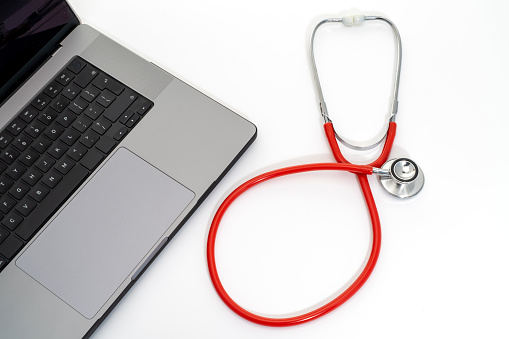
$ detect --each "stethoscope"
[207,14,425,327]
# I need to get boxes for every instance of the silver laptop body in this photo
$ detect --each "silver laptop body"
[0,2,256,338]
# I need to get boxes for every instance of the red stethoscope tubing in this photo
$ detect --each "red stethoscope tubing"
[206,122,397,327]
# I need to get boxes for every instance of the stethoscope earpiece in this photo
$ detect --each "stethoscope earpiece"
[377,158,425,198]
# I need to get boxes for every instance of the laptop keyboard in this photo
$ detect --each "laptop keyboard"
[0,56,153,272]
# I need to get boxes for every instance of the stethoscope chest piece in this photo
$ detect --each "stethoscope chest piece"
[377,158,425,198]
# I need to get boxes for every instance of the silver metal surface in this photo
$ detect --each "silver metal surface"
[80,31,174,99]
[372,167,390,176]
[392,159,417,182]
[310,15,403,150]
[377,158,425,198]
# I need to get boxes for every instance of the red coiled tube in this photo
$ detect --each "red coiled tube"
[206,122,397,326]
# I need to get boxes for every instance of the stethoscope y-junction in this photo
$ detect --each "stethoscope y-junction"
[207,14,425,327]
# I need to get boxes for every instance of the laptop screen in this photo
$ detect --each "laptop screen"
[0,0,79,105]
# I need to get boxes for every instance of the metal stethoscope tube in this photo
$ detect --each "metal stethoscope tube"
[310,15,402,150]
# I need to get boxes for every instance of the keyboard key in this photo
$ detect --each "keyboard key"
[55,70,74,86]
[0,196,16,214]
[32,136,52,153]
[12,134,33,151]
[74,65,99,88]
[55,158,75,175]
[7,119,26,136]
[49,96,69,113]
[125,114,140,128]
[91,73,109,90]
[15,198,37,217]
[105,80,125,95]
[42,171,62,188]
[60,128,80,146]
[113,126,128,141]
[47,141,69,159]
[80,130,100,148]
[72,116,92,133]
[30,94,51,110]
[25,121,45,139]
[92,73,124,94]
[2,213,22,231]
[62,83,81,101]
[68,143,88,161]
[43,124,65,141]
[81,149,104,171]
[56,110,76,128]
[119,110,134,124]
[97,90,116,108]
[0,176,13,194]
[135,100,153,115]
[21,168,43,186]
[43,81,63,98]
[81,86,100,103]
[0,132,13,148]
[0,235,23,259]
[91,118,111,135]
[29,184,49,203]
[35,155,55,172]
[6,163,27,181]
[67,58,86,74]
[19,149,39,167]
[84,102,104,120]
[69,97,89,115]
[0,148,20,164]
[38,109,58,125]
[18,106,39,123]
[9,181,29,199]
[95,136,116,154]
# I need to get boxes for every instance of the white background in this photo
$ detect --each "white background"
[68,0,509,338]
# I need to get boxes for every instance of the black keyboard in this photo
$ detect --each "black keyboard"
[0,56,153,272]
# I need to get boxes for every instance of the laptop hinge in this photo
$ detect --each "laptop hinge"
[51,45,64,57]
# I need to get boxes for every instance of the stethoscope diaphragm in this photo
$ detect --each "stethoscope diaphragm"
[377,158,425,198]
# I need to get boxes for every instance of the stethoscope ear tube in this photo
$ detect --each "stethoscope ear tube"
[310,16,402,150]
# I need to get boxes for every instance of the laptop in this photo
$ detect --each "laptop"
[0,1,257,337]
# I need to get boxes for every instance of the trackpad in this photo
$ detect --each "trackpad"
[16,147,195,319]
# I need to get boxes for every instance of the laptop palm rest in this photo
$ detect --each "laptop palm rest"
[16,147,195,319]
